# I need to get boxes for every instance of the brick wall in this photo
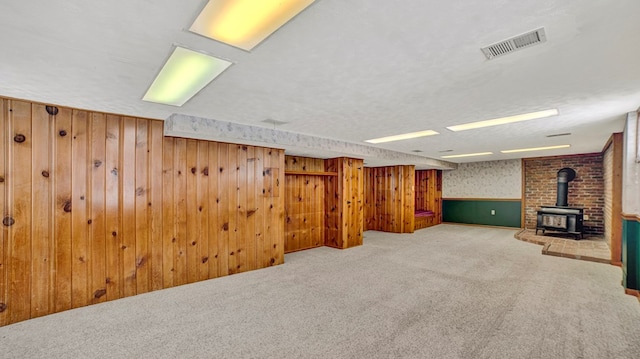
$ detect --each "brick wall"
[524,153,604,235]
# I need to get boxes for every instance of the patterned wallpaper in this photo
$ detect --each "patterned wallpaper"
[442,159,522,199]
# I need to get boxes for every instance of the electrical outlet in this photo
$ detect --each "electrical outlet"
[490,209,496,215]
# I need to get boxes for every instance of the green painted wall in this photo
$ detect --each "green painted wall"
[622,218,639,290]
[443,199,522,228]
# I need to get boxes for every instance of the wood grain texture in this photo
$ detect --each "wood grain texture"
[9,100,33,322]
[414,169,442,229]
[53,107,73,311]
[89,113,107,305]
[284,155,327,253]
[0,96,286,326]
[31,104,53,317]
[149,121,164,290]
[134,119,150,294]
[609,133,623,265]
[104,115,122,301]
[324,158,364,249]
[0,99,7,326]
[364,166,415,233]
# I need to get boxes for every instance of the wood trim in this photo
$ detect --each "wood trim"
[442,222,521,230]
[622,213,640,222]
[601,132,621,153]
[624,288,640,298]
[284,170,337,176]
[284,244,323,254]
[442,197,522,202]
[521,158,526,229]
[610,132,623,265]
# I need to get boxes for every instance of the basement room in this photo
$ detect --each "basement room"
[1,1,639,358]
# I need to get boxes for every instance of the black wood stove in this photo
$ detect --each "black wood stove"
[535,168,584,239]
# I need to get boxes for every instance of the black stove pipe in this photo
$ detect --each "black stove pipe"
[556,168,576,207]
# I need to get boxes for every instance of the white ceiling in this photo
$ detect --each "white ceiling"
[1,0,639,168]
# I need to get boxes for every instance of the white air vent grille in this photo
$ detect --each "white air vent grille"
[481,27,546,60]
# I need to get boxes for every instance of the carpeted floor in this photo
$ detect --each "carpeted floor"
[1,224,638,359]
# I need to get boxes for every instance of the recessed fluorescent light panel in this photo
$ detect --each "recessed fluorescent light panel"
[441,152,493,159]
[143,47,232,106]
[446,109,559,132]
[500,144,570,153]
[190,0,315,51]
[365,130,439,144]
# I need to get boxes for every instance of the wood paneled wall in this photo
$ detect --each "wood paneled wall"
[363,166,415,233]
[284,156,326,253]
[0,98,284,326]
[325,158,364,249]
[415,169,443,222]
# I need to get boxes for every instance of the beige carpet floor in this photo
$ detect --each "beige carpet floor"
[0,224,638,358]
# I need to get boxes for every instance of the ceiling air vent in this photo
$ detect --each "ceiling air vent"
[481,27,547,60]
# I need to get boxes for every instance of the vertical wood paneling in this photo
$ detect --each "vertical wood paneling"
[365,165,420,233]
[161,137,175,288]
[413,169,442,230]
[196,141,209,281]
[402,166,415,233]
[31,104,53,317]
[70,110,89,309]
[0,99,6,326]
[134,119,150,294]
[0,97,289,326]
[255,148,269,268]
[89,113,107,304]
[53,107,73,311]
[120,117,137,298]
[149,121,164,290]
[8,100,33,322]
[217,143,230,276]
[246,147,257,271]
[324,159,340,248]
[173,139,187,286]
[323,157,363,249]
[104,115,122,301]
[235,145,248,273]
[207,142,220,277]
[270,150,284,265]
[185,140,198,283]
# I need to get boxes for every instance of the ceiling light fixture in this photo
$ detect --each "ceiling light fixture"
[189,0,315,51]
[500,144,571,153]
[365,130,439,144]
[143,46,232,106]
[446,109,559,132]
[441,152,493,159]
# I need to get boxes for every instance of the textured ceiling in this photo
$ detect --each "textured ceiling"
[1,0,639,168]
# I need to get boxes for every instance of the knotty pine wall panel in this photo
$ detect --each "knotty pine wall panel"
[415,169,443,223]
[284,156,326,253]
[364,166,415,233]
[324,157,364,249]
[0,97,284,326]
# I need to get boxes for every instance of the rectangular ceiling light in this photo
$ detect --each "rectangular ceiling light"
[446,109,559,132]
[143,46,232,106]
[500,144,571,153]
[189,0,315,51]
[365,130,439,144]
[441,152,493,159]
